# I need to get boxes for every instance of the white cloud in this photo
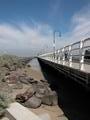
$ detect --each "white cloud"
[0,22,53,56]
[54,4,90,50]
[60,4,90,47]
[0,4,90,56]
[71,5,90,39]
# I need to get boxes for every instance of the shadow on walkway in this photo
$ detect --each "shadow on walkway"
[38,59,90,120]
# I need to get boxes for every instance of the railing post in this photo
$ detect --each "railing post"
[62,47,65,65]
[80,40,84,62]
[80,40,84,71]
[69,45,72,61]
[62,48,65,60]
[54,51,56,62]
[69,45,72,67]
[57,50,60,63]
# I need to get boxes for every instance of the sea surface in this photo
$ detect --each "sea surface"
[29,58,41,71]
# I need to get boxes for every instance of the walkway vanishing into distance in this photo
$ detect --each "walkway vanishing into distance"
[38,38,90,89]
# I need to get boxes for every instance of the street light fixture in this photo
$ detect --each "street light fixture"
[53,31,61,60]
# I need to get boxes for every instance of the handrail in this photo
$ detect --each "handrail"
[39,38,90,72]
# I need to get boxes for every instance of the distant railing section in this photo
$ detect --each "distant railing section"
[39,38,90,73]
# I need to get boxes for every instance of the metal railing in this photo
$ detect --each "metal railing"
[39,38,90,72]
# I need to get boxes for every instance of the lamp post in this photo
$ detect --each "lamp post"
[53,31,61,61]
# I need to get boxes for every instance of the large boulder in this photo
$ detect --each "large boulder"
[35,84,46,98]
[24,95,41,109]
[33,82,49,98]
[16,87,35,103]
[19,76,37,85]
[41,91,58,106]
[34,82,58,106]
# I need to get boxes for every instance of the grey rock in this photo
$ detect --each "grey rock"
[16,86,35,103]
[19,76,29,84]
[42,91,58,106]
[57,115,68,120]
[28,80,38,84]
[20,79,29,84]
[51,91,58,106]
[19,76,38,85]
[33,82,46,90]
[33,82,58,106]
[41,95,52,106]
[40,80,50,86]
[35,85,46,98]
[24,95,41,109]
[25,76,33,81]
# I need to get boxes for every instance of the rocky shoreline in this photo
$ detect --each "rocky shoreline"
[0,54,32,117]
[0,55,68,120]
[16,77,58,108]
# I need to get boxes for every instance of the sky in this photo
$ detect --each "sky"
[0,0,90,56]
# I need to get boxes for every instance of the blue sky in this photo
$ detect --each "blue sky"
[0,0,90,56]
